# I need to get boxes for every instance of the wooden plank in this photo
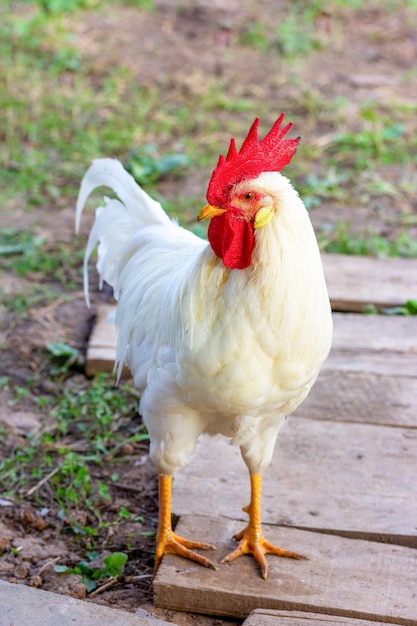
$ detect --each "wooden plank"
[323,350,416,377]
[172,418,417,546]
[244,608,405,626]
[86,346,117,376]
[153,515,417,624]
[85,305,130,377]
[322,254,417,312]
[331,313,417,354]
[295,371,417,427]
[325,313,417,377]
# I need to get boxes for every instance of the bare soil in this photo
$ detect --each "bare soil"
[1,1,416,623]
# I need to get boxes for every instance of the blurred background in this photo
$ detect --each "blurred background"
[2,0,417,248]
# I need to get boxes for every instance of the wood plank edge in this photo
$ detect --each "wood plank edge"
[153,584,417,625]
[245,608,407,626]
[268,524,417,550]
[331,301,389,313]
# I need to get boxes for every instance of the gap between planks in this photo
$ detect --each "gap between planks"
[243,608,407,626]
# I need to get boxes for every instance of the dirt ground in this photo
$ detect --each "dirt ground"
[1,1,416,623]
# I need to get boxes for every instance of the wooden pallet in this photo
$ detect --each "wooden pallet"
[85,253,417,625]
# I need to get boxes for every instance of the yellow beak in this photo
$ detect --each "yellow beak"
[198,204,227,221]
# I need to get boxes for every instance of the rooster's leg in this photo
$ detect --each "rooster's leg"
[221,473,307,579]
[153,473,217,575]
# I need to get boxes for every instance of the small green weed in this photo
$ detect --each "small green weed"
[46,342,85,375]
[114,0,154,10]
[273,0,337,59]
[330,123,407,170]
[240,22,269,52]
[326,103,412,172]
[6,383,32,407]
[125,144,190,186]
[383,299,417,316]
[55,550,128,593]
[363,299,417,316]
[276,14,322,58]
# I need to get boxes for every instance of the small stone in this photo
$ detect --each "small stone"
[0,538,10,556]
[1,410,41,435]
[120,443,135,455]
[14,564,29,579]
[29,575,43,588]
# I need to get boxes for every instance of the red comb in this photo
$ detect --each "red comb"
[206,114,300,206]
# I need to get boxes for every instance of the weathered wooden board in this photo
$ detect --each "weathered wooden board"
[153,516,417,624]
[331,313,417,354]
[295,370,417,427]
[244,608,406,626]
[172,418,417,546]
[85,305,130,377]
[85,305,116,376]
[321,253,417,312]
[86,345,118,376]
[324,350,416,377]
[326,313,417,377]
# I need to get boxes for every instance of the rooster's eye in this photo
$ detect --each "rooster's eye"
[243,193,254,201]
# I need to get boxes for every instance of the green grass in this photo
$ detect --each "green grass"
[0,284,58,314]
[0,374,148,533]
[0,229,85,287]
[2,1,416,233]
[240,22,270,52]
[0,4,191,209]
[327,105,412,170]
[318,222,417,258]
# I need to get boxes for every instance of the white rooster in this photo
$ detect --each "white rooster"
[76,115,333,579]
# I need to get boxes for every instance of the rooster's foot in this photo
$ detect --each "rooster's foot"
[221,525,307,579]
[155,473,217,575]
[154,532,217,575]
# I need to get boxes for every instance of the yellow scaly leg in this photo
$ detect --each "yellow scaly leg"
[153,474,217,575]
[221,473,307,579]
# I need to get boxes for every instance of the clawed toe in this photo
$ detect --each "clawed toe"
[221,532,306,579]
[154,532,217,575]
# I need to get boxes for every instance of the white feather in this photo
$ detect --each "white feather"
[77,162,332,476]
[75,158,172,305]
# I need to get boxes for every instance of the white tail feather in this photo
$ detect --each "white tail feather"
[75,158,169,305]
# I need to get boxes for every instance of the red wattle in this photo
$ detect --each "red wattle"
[208,213,255,270]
